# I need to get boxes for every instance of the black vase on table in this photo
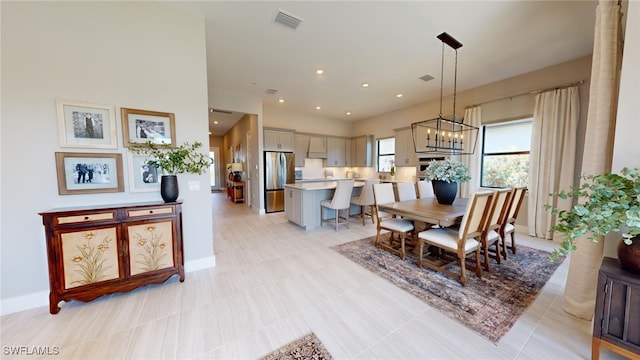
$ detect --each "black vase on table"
[160,175,179,203]
[432,180,457,205]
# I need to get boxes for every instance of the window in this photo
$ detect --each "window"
[377,138,395,172]
[481,118,532,188]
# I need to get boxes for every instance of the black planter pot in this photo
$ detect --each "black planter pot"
[432,180,458,205]
[618,235,640,274]
[160,175,179,203]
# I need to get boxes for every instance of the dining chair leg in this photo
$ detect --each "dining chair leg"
[493,240,501,264]
[510,232,516,254]
[416,239,424,266]
[399,233,406,260]
[360,205,365,225]
[459,256,468,285]
[474,248,482,278]
[369,206,375,224]
[482,242,491,271]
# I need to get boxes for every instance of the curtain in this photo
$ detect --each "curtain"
[528,87,579,240]
[460,106,482,198]
[563,0,623,320]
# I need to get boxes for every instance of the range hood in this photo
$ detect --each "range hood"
[307,136,327,158]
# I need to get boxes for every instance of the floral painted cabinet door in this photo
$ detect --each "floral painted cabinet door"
[61,227,120,289]
[127,221,174,276]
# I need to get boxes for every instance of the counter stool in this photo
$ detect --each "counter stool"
[320,180,355,231]
[350,179,380,225]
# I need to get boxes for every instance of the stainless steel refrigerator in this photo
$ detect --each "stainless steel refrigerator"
[264,151,295,213]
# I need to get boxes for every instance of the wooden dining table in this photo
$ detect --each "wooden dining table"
[377,197,468,227]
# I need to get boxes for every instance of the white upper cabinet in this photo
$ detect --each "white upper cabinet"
[264,129,294,151]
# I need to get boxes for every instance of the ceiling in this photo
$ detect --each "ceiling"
[169,1,598,136]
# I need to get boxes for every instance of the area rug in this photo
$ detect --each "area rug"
[260,333,333,360]
[331,236,564,343]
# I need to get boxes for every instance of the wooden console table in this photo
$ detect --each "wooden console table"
[592,257,640,360]
[39,201,184,314]
[227,180,244,203]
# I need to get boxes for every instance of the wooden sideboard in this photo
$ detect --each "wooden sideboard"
[39,201,184,314]
[592,257,640,360]
[227,180,244,203]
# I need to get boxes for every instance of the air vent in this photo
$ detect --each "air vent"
[420,74,435,82]
[274,9,303,30]
[265,88,278,95]
[212,109,232,114]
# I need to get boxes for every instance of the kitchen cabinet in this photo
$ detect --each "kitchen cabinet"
[294,134,309,167]
[285,187,303,225]
[592,257,640,360]
[326,137,348,167]
[351,135,373,167]
[264,129,294,151]
[345,138,352,167]
[395,128,416,166]
[39,201,184,314]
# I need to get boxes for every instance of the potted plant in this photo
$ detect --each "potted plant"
[546,167,640,273]
[424,159,471,204]
[130,141,209,202]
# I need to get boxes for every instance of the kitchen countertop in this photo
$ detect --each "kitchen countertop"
[286,180,365,191]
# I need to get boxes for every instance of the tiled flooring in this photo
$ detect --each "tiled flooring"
[0,192,626,359]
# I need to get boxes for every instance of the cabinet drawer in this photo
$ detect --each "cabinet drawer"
[57,212,115,225]
[127,206,174,218]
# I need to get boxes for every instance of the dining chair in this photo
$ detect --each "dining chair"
[499,186,527,258]
[372,183,414,259]
[416,191,494,285]
[480,188,512,271]
[350,178,380,225]
[320,180,355,231]
[396,182,417,201]
[417,180,435,199]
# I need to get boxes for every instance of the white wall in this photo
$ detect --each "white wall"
[1,2,213,314]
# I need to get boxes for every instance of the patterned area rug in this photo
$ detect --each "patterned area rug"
[260,333,333,360]
[332,236,564,343]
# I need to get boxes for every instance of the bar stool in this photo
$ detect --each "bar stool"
[350,179,380,225]
[320,180,355,231]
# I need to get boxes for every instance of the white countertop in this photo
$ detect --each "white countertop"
[285,180,365,191]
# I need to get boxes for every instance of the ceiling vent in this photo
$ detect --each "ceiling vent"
[274,9,303,30]
[420,74,435,82]
[211,109,232,114]
[265,88,278,95]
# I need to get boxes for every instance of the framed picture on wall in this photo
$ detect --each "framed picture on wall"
[55,152,124,195]
[56,99,117,149]
[127,152,162,192]
[121,107,176,147]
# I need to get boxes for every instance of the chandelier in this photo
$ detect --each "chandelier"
[411,32,479,155]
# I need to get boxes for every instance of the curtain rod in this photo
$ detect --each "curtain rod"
[465,79,587,109]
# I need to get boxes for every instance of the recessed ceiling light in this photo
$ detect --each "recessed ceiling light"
[361,83,370,88]
[213,121,219,124]
[396,93,403,98]
[346,111,352,116]
[316,69,324,75]
[210,109,213,113]
[278,99,285,103]
[315,106,321,110]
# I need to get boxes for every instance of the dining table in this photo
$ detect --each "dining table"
[377,197,468,227]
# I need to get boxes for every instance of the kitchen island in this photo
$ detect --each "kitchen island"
[284,180,365,230]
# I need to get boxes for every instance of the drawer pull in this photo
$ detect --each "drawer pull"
[149,210,154,214]
[84,216,89,220]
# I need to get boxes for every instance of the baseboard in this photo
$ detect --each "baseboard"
[0,256,216,316]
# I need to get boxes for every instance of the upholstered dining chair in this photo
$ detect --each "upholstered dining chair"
[350,178,380,225]
[372,183,414,259]
[320,180,355,231]
[479,188,512,271]
[499,186,527,258]
[396,182,417,201]
[416,191,494,285]
[417,180,435,199]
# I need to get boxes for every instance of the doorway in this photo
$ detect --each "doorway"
[209,147,221,191]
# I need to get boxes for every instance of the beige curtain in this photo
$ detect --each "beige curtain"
[528,87,579,239]
[563,0,623,320]
[460,106,482,198]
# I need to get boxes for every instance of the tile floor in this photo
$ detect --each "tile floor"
[0,192,627,359]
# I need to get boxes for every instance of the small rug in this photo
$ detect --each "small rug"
[260,333,333,360]
[332,236,564,343]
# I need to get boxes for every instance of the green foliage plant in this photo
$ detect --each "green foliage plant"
[424,159,471,183]
[546,167,640,260]
[130,141,209,175]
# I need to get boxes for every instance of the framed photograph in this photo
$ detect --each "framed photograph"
[121,107,176,147]
[56,99,117,149]
[55,152,124,195]
[128,152,162,192]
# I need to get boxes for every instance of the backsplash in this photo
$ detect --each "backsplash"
[295,158,418,181]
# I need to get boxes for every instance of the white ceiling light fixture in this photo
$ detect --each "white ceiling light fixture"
[274,9,303,30]
[411,32,479,155]
[315,106,321,110]
[346,111,352,116]
[361,83,370,88]
[316,69,324,75]
[278,99,285,103]
[396,93,403,98]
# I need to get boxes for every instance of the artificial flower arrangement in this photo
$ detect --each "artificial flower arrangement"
[129,141,209,175]
[424,159,471,183]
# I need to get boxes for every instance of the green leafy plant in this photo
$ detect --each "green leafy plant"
[546,167,640,260]
[424,159,471,183]
[130,141,209,175]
